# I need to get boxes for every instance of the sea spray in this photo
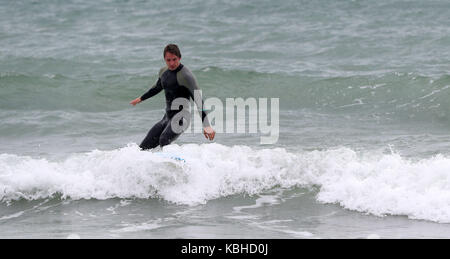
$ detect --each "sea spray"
[2,143,450,223]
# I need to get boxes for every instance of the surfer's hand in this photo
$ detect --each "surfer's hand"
[203,126,215,141]
[130,97,141,106]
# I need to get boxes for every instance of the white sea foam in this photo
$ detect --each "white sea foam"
[233,195,281,213]
[112,218,166,233]
[0,211,25,221]
[66,233,81,239]
[2,143,450,223]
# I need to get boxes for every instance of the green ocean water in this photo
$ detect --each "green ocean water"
[1,0,450,238]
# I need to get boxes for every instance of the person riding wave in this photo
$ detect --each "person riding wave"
[130,44,215,150]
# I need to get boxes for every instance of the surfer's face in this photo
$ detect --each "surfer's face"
[164,52,181,71]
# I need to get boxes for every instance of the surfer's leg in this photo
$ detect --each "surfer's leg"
[139,116,169,150]
[159,117,185,147]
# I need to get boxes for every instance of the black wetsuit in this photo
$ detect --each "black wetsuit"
[139,64,209,150]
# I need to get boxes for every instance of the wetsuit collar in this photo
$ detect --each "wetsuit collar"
[172,63,184,73]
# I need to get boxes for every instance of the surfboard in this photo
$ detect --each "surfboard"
[154,152,186,162]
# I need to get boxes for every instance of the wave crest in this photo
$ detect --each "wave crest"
[2,143,450,223]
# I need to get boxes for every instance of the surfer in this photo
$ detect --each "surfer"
[130,44,215,150]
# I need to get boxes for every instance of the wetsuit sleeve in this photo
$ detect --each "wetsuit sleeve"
[140,78,162,101]
[177,67,211,127]
[140,67,167,101]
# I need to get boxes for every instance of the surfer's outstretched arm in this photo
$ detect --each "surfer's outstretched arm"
[130,78,162,105]
[140,77,163,101]
[130,67,168,106]
[130,97,141,106]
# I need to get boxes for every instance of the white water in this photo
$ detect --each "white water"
[1,143,450,223]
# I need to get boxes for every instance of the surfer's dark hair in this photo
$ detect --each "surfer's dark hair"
[164,44,181,59]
